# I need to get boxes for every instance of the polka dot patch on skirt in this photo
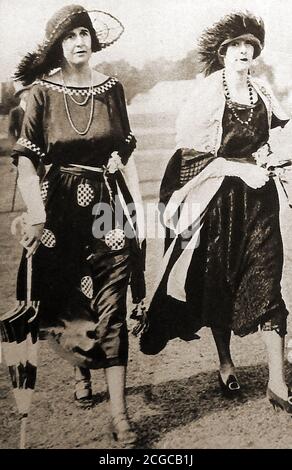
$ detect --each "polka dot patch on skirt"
[81,276,94,299]
[77,183,95,207]
[41,229,56,248]
[105,228,126,251]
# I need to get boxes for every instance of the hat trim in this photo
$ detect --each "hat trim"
[218,33,262,57]
[46,8,86,43]
[35,77,118,96]
[40,9,124,54]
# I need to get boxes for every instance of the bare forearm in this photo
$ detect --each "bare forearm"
[122,158,143,207]
[122,158,145,239]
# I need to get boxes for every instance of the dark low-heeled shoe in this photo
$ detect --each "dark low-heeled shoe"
[74,366,94,408]
[218,372,241,398]
[74,381,94,408]
[74,392,94,408]
[267,387,292,414]
[110,413,138,447]
[74,390,94,408]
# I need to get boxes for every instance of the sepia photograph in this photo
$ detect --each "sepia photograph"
[0,0,292,454]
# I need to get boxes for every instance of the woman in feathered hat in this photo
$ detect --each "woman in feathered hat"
[12,4,145,445]
[141,11,292,412]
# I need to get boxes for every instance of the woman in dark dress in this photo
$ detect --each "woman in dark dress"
[12,4,145,445]
[141,11,292,412]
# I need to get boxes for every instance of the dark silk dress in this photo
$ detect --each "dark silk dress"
[12,77,144,369]
[140,96,288,355]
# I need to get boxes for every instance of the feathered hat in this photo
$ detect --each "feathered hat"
[14,4,124,85]
[198,11,265,76]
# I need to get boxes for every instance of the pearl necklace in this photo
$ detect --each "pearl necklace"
[61,69,92,106]
[222,69,255,126]
[61,70,94,136]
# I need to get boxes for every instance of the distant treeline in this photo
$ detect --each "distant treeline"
[96,49,201,103]
[96,49,285,104]
[0,82,18,115]
[0,49,286,114]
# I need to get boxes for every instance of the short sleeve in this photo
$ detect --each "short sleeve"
[115,82,137,165]
[11,84,46,169]
[255,77,290,129]
[271,113,289,129]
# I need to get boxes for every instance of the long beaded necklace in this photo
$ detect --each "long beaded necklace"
[61,69,95,136]
[222,69,255,126]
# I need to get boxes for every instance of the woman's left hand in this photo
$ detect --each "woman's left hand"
[20,223,45,257]
[130,301,149,337]
[107,151,123,174]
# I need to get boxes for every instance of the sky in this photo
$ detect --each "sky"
[1,0,292,88]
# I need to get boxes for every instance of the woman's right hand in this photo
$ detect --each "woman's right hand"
[20,222,45,257]
[223,160,269,189]
[236,165,269,189]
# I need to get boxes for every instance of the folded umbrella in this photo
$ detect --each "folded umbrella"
[0,255,39,449]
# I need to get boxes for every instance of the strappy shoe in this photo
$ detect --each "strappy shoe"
[110,413,138,447]
[218,372,241,398]
[267,387,292,414]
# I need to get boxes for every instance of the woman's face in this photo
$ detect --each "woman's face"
[62,26,92,66]
[223,39,254,71]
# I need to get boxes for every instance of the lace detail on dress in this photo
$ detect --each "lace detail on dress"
[17,137,46,157]
[179,154,214,186]
[35,78,118,96]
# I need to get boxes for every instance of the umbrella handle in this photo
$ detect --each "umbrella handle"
[26,256,39,323]
[20,414,28,449]
[27,256,32,306]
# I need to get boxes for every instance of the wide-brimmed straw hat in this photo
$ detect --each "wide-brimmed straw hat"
[14,4,124,85]
[198,11,265,76]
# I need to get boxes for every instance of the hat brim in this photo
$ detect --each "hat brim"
[218,33,263,61]
[87,10,124,49]
[45,9,124,53]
